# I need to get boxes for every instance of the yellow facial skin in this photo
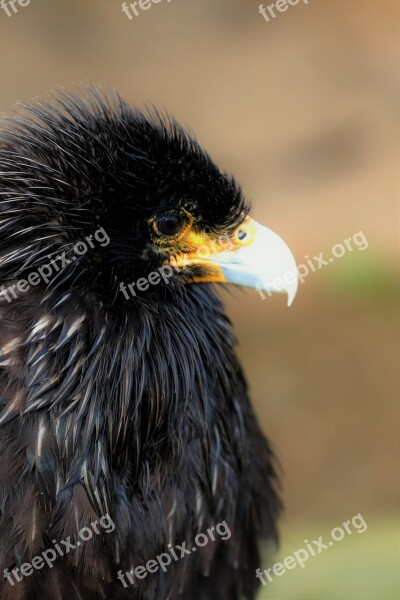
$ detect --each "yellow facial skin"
[170,216,258,283]
[150,211,256,284]
[148,210,298,305]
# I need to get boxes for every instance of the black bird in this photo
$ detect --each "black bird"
[0,89,297,600]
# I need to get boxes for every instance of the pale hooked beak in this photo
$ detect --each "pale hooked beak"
[206,220,298,306]
[170,218,298,306]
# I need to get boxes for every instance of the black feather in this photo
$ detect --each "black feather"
[0,88,280,599]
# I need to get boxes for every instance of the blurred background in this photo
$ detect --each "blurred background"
[0,0,398,598]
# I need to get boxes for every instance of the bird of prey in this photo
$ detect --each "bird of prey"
[0,89,297,600]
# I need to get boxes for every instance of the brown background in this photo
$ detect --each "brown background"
[0,1,398,598]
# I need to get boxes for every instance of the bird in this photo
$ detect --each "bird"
[0,88,297,600]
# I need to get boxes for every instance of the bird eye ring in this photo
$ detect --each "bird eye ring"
[156,211,185,237]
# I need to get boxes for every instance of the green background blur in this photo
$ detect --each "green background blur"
[0,1,398,598]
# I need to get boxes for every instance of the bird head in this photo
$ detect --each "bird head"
[0,90,298,308]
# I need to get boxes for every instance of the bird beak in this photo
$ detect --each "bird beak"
[170,218,298,306]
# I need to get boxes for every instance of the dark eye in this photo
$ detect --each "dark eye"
[156,212,185,237]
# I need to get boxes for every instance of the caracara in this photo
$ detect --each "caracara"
[0,89,297,599]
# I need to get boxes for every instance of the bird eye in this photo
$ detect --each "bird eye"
[156,212,185,237]
[237,229,248,241]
